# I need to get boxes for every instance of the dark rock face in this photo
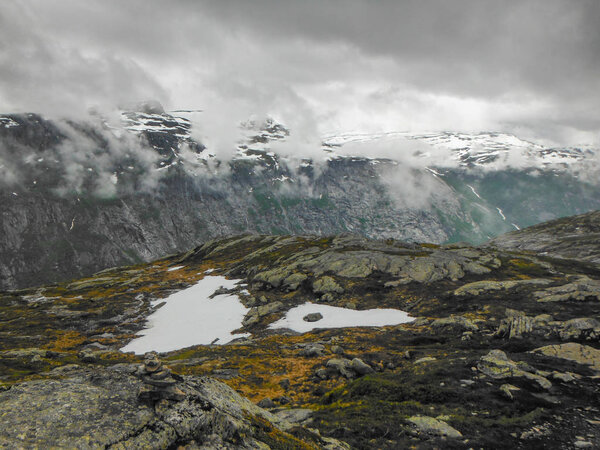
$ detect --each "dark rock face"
[489,210,600,264]
[0,112,452,290]
[0,365,346,449]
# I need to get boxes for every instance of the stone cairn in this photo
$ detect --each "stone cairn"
[137,352,186,402]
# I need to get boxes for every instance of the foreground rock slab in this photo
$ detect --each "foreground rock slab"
[0,365,347,449]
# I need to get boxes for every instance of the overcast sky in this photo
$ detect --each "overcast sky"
[1,0,599,145]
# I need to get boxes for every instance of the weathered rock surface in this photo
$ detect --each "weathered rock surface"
[303,312,324,322]
[489,210,600,264]
[431,315,479,332]
[531,343,600,372]
[495,310,600,342]
[407,415,462,439]
[477,349,552,390]
[0,365,346,449]
[534,276,600,303]
[199,234,512,294]
[454,278,551,296]
[350,358,374,375]
[326,358,356,379]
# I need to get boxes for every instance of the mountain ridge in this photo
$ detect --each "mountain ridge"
[1,107,600,290]
[1,210,599,448]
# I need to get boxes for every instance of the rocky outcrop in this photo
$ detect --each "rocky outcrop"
[531,343,600,372]
[431,315,479,332]
[477,349,552,390]
[453,278,551,296]
[494,310,600,342]
[0,364,347,449]
[201,235,510,293]
[533,276,600,302]
[489,210,600,264]
[407,416,462,439]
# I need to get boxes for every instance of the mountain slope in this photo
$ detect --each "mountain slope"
[489,210,600,264]
[1,226,600,448]
[1,107,599,290]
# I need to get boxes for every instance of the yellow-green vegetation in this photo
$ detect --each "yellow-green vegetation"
[245,414,319,450]
[2,233,600,448]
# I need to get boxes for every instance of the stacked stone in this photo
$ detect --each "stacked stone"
[137,352,186,402]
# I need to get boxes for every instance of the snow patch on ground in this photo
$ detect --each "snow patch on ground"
[167,265,185,272]
[120,276,249,354]
[268,302,413,333]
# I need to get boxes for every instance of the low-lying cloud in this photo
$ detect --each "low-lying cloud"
[0,0,598,148]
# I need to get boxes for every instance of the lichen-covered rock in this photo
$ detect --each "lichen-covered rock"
[282,272,308,290]
[257,301,284,317]
[531,343,600,372]
[407,415,462,438]
[477,350,551,390]
[273,408,313,425]
[558,318,600,341]
[534,276,600,303]
[326,358,355,378]
[313,276,344,295]
[0,366,345,449]
[350,358,374,375]
[499,383,520,400]
[495,313,535,339]
[298,343,325,357]
[454,279,550,296]
[431,315,479,332]
[495,311,600,342]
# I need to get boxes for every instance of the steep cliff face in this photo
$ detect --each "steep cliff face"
[1,107,599,289]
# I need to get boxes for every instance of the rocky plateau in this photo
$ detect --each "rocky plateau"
[1,211,600,448]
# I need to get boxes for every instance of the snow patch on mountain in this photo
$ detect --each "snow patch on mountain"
[322,130,595,171]
[121,111,191,139]
[0,117,19,128]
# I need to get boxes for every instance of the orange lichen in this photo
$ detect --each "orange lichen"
[44,330,87,351]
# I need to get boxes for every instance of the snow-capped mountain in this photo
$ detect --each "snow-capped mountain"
[323,130,594,170]
[1,105,599,290]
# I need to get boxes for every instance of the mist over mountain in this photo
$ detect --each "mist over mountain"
[3,2,600,448]
[1,105,599,290]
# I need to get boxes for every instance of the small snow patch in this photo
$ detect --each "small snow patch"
[269,302,413,333]
[167,265,185,272]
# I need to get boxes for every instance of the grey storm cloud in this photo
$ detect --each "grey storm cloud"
[0,0,599,144]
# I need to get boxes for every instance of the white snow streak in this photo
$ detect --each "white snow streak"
[496,207,506,221]
[467,185,482,199]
